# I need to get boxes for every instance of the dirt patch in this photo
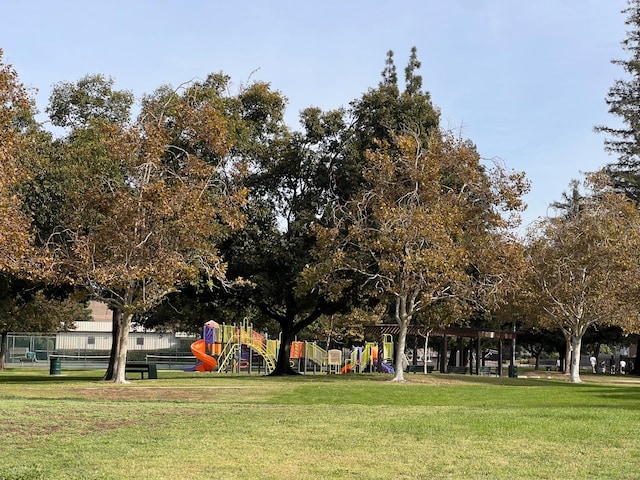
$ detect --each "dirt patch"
[1,410,140,441]
[77,385,269,402]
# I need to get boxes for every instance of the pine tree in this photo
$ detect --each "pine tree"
[595,0,640,202]
[596,1,640,374]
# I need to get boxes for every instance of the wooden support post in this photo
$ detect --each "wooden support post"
[509,322,516,377]
[441,335,448,373]
[378,333,384,373]
[475,335,481,375]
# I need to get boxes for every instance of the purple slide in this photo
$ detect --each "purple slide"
[380,362,394,374]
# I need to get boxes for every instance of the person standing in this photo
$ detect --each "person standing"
[590,355,597,373]
[611,356,616,374]
[620,359,627,375]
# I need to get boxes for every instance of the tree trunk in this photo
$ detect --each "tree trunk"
[392,316,409,382]
[448,345,457,367]
[113,311,132,383]
[423,332,430,374]
[0,331,7,370]
[564,337,571,374]
[325,315,334,350]
[269,320,299,376]
[103,308,122,381]
[634,337,640,375]
[569,333,583,383]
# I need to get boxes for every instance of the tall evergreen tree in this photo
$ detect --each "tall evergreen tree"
[595,1,640,373]
[550,179,584,218]
[595,0,640,201]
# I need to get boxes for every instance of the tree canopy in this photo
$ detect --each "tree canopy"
[525,174,640,382]
[309,128,528,381]
[15,44,640,386]
[42,75,249,382]
[0,50,37,274]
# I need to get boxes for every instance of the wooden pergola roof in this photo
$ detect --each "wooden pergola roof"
[363,324,516,340]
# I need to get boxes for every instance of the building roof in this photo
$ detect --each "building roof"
[363,324,516,340]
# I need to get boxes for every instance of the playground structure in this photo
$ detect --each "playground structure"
[185,321,518,376]
[185,320,278,374]
[341,335,395,374]
[185,322,399,375]
[184,321,221,372]
[186,320,335,374]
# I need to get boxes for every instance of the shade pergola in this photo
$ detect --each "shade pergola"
[363,324,517,376]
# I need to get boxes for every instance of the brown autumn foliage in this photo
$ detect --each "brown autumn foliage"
[0,50,34,273]
[526,172,640,382]
[307,130,529,381]
[47,84,248,383]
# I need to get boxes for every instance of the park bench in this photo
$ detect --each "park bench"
[125,362,158,379]
[447,366,468,374]
[405,364,423,373]
[405,364,434,374]
[479,366,499,376]
[19,352,38,363]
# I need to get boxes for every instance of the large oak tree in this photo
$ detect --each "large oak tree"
[310,130,528,381]
[45,76,248,383]
[525,174,640,383]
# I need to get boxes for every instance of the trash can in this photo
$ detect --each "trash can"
[510,365,518,378]
[49,356,61,375]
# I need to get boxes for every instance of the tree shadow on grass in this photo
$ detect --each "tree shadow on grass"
[0,368,103,383]
[439,373,640,410]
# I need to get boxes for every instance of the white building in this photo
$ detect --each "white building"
[54,301,194,352]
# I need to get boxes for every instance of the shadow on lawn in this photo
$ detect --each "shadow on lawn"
[450,372,640,409]
[0,369,104,383]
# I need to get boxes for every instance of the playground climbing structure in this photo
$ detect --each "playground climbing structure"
[342,335,395,373]
[186,322,398,375]
[216,322,277,373]
[289,341,328,373]
[186,320,279,374]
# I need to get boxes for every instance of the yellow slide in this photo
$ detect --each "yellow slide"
[190,339,218,372]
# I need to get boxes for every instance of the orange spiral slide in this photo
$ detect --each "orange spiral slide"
[190,338,218,372]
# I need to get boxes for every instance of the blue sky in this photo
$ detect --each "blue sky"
[1,0,630,229]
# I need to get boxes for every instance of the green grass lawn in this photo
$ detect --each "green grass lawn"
[1,368,639,479]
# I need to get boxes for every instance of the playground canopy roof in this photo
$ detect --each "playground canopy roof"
[363,324,516,340]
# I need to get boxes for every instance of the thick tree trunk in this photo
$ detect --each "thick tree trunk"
[103,308,122,381]
[392,317,409,382]
[569,333,583,383]
[113,312,132,383]
[0,331,7,370]
[325,315,334,350]
[448,345,458,367]
[269,321,299,376]
[264,304,326,376]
